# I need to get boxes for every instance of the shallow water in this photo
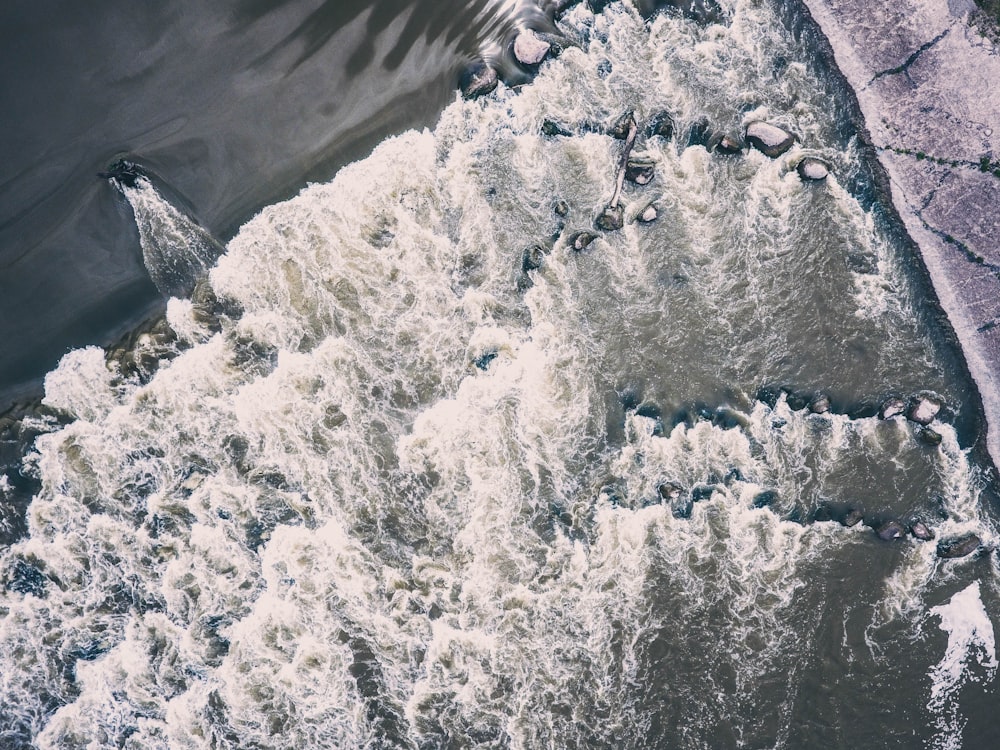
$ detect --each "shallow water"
[1,1,999,748]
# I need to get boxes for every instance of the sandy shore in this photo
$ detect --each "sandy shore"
[799,0,1000,466]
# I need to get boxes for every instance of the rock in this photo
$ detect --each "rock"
[813,504,834,522]
[553,200,569,217]
[522,245,545,273]
[658,481,684,501]
[876,520,907,541]
[908,395,942,425]
[919,427,943,447]
[513,29,550,67]
[595,205,624,231]
[542,119,572,137]
[937,533,981,559]
[569,231,597,251]
[797,157,830,181]
[638,204,658,223]
[879,397,906,419]
[715,135,744,155]
[607,111,635,140]
[909,521,935,541]
[687,118,713,148]
[625,159,655,185]
[647,111,675,139]
[460,61,498,99]
[745,122,796,158]
[843,508,864,527]
[809,395,830,414]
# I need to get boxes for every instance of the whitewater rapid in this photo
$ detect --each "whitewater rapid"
[1,2,998,748]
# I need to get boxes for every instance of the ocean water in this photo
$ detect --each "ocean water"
[1,1,998,748]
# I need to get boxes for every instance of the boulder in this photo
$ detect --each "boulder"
[909,521,935,541]
[745,122,796,158]
[809,395,830,414]
[638,204,658,223]
[908,395,942,425]
[569,231,597,251]
[876,519,907,541]
[919,427,943,447]
[843,508,864,528]
[647,111,675,139]
[879,397,906,419]
[937,533,981,559]
[658,481,684,501]
[715,135,744,155]
[513,29,550,67]
[553,200,570,217]
[797,157,830,181]
[625,159,655,185]
[522,245,545,273]
[595,205,624,231]
[542,119,572,137]
[460,61,498,99]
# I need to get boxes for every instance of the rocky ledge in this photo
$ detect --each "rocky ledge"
[798,0,1000,466]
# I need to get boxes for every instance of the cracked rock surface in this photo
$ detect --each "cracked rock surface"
[801,0,1000,463]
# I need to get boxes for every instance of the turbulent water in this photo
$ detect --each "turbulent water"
[1,1,999,748]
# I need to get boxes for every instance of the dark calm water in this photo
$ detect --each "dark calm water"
[1,1,999,748]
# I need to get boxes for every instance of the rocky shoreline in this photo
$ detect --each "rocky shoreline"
[794,0,1000,470]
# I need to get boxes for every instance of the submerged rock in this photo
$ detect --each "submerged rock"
[909,521,935,541]
[460,60,498,99]
[937,533,981,559]
[542,119,572,137]
[797,157,830,181]
[647,111,675,139]
[522,245,545,273]
[876,520,906,541]
[745,122,796,158]
[553,199,570,217]
[569,231,597,251]
[843,508,864,528]
[595,204,624,231]
[658,481,684,501]
[908,395,942,425]
[879,397,906,419]
[625,159,655,185]
[513,29,551,67]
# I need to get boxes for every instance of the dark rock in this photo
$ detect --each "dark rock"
[569,231,597,251]
[809,395,831,414]
[522,245,546,273]
[909,521,935,541]
[625,160,655,185]
[460,61,498,99]
[635,402,662,420]
[647,111,675,140]
[691,485,718,503]
[879,397,906,419]
[98,158,144,189]
[786,392,809,411]
[745,122,796,158]
[553,200,570,217]
[919,427,943,447]
[673,498,694,519]
[908,395,942,425]
[607,111,636,140]
[513,29,550,67]
[937,533,981,559]
[542,119,572,137]
[797,157,830,181]
[843,508,864,527]
[876,520,907,541]
[714,135,744,155]
[595,205,624,231]
[658,481,683,501]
